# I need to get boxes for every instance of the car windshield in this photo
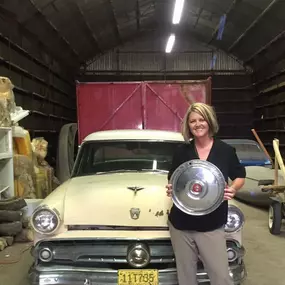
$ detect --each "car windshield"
[225,141,270,162]
[72,140,184,177]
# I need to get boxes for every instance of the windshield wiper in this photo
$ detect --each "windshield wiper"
[140,169,168,173]
[96,169,168,175]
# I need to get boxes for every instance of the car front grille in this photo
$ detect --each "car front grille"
[33,239,176,269]
[33,238,242,270]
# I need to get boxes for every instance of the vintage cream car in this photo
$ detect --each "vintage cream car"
[29,129,246,285]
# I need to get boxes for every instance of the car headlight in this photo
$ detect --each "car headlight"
[225,205,244,233]
[31,207,60,234]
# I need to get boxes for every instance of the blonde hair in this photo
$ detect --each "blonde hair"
[181,103,219,141]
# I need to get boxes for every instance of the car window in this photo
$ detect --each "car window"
[227,142,269,161]
[73,141,184,177]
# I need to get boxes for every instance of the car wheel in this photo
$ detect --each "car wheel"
[268,201,282,235]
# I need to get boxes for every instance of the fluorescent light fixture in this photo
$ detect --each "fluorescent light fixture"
[172,0,185,24]
[165,34,175,53]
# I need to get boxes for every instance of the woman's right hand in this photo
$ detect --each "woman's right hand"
[166,184,173,197]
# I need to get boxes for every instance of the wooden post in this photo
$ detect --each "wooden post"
[251,129,273,166]
[273,139,285,182]
[274,139,279,186]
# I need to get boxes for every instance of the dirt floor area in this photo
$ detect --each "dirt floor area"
[1,200,285,285]
[0,242,33,285]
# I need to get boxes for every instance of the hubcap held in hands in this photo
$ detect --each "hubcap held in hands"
[170,159,226,216]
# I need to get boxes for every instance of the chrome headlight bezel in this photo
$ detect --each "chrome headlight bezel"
[225,205,245,233]
[31,206,60,235]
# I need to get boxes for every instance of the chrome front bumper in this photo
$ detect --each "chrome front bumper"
[29,262,246,285]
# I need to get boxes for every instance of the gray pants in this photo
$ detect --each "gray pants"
[168,221,233,285]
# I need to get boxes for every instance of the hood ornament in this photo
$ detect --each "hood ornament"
[130,208,141,220]
[127,186,144,195]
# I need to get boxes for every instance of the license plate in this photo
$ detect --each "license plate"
[118,269,158,285]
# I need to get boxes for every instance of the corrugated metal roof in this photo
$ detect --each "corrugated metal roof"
[0,0,284,72]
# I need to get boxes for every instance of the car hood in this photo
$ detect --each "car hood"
[245,166,285,182]
[63,172,172,228]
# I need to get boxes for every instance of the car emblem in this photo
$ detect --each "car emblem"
[84,279,91,285]
[127,186,144,195]
[192,183,202,193]
[130,208,141,220]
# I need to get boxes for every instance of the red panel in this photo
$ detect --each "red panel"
[144,83,188,132]
[76,79,211,144]
[77,83,142,142]
[144,81,210,131]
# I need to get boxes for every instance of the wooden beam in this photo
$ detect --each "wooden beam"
[273,139,285,181]
[251,129,273,165]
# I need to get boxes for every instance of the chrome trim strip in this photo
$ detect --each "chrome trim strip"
[35,237,173,244]
[67,225,170,231]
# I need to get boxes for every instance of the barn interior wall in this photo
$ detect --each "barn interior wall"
[0,21,77,167]
[249,33,285,159]
[211,75,254,140]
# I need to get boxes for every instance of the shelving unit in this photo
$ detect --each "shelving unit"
[0,127,14,200]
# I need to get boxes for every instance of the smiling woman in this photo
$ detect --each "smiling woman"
[166,102,246,285]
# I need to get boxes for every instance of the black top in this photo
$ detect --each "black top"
[167,138,246,232]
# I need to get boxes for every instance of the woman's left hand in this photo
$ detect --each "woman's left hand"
[224,185,236,200]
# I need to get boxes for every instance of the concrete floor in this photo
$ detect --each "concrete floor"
[1,200,285,285]
[0,242,33,285]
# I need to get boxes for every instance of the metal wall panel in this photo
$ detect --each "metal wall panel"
[165,52,213,71]
[119,52,163,71]
[87,51,116,71]
[84,33,246,74]
[85,50,245,73]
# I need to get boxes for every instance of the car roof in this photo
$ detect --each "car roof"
[83,129,257,145]
[83,129,185,142]
[222,139,258,145]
